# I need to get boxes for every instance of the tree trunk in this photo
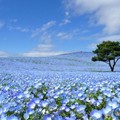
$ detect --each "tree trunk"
[110,66,114,72]
[109,60,115,72]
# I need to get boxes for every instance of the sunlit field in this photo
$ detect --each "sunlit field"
[0,52,120,120]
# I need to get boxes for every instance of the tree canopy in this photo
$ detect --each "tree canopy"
[92,41,120,72]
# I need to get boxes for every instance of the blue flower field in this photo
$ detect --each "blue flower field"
[0,52,120,120]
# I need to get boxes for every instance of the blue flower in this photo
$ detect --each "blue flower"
[7,115,19,120]
[54,115,63,120]
[28,101,36,109]
[43,114,52,120]
[41,101,49,108]
[102,106,112,115]
[90,110,103,119]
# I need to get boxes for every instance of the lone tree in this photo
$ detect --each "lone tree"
[92,41,120,72]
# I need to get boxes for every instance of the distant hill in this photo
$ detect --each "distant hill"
[0,52,120,72]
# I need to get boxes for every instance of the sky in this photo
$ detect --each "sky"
[0,0,120,57]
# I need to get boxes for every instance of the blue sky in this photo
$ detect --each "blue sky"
[0,0,120,57]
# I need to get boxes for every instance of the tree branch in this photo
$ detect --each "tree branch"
[115,57,120,64]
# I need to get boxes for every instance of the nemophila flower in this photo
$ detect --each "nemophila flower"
[4,86,9,91]
[80,95,86,101]
[65,116,76,120]
[107,101,119,109]
[49,101,57,111]
[28,101,36,109]
[104,91,112,97]
[54,95,59,99]
[116,97,120,103]
[26,108,34,115]
[34,84,40,89]
[90,110,103,119]
[7,115,19,120]
[14,105,22,113]
[98,96,103,100]
[0,95,5,104]
[56,90,61,95]
[0,108,3,115]
[86,97,90,103]
[60,93,67,99]
[70,105,75,110]
[38,93,43,99]
[112,97,118,102]
[24,112,29,120]
[32,89,37,94]
[97,100,103,106]
[41,101,49,108]
[24,93,30,98]
[17,92,24,99]
[82,114,89,120]
[65,107,70,112]
[76,105,86,113]
[60,105,66,111]
[2,104,10,113]
[0,113,7,120]
[54,115,63,120]
[1,61,120,119]
[37,107,42,112]
[33,98,40,104]
[77,92,83,98]
[62,99,69,104]
[90,98,96,104]
[70,111,75,117]
[102,106,112,115]
[24,90,29,94]
[112,116,118,120]
[43,114,52,120]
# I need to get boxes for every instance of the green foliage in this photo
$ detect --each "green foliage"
[92,41,120,71]
[6,111,15,116]
[28,113,42,120]
[55,97,62,108]
[60,111,70,117]
[74,111,82,119]
[104,116,113,120]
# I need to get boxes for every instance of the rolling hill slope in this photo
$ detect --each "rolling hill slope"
[0,52,120,72]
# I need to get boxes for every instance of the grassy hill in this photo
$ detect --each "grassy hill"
[0,52,120,72]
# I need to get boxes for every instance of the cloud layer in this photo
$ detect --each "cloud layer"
[32,21,56,38]
[22,44,64,57]
[0,51,8,57]
[64,0,120,34]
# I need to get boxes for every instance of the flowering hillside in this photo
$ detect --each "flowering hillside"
[0,52,120,120]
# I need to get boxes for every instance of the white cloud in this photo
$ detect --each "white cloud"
[98,35,120,42]
[21,44,64,57]
[64,0,120,34]
[8,26,30,32]
[0,21,5,29]
[57,32,72,40]
[0,51,8,57]
[40,21,56,31]
[22,51,63,57]
[8,18,30,32]
[59,19,71,26]
[39,32,52,43]
[31,21,57,45]
[21,28,30,32]
[35,44,53,52]
[32,21,56,38]
[88,34,120,50]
